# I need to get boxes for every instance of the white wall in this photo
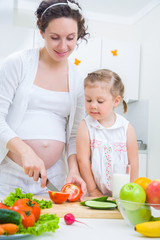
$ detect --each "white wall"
[87,5,160,179]
[133,6,160,179]
[0,1,35,64]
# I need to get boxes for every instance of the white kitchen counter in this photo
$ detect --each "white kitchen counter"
[23,218,149,240]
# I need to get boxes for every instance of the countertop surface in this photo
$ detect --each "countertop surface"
[0,198,149,240]
[13,218,149,240]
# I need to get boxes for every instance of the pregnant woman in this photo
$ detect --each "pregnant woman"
[0,0,88,199]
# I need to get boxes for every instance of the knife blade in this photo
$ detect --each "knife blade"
[46,179,59,192]
[39,174,59,192]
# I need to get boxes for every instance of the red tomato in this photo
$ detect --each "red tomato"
[30,201,41,221]
[12,208,35,228]
[48,191,69,204]
[12,198,40,221]
[12,198,31,210]
[61,183,82,202]
[0,203,10,209]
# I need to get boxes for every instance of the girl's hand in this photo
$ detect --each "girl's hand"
[66,172,87,201]
[88,188,103,197]
[21,150,47,188]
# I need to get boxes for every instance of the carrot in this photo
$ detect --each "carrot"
[0,226,4,235]
[0,223,19,235]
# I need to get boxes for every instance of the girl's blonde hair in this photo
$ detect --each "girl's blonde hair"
[84,69,127,113]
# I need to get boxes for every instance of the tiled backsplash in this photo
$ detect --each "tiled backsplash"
[115,100,149,146]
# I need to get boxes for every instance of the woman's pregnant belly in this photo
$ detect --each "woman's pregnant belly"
[7,139,65,170]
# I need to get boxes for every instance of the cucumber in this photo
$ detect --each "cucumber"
[0,209,22,224]
[85,200,117,209]
[80,196,109,206]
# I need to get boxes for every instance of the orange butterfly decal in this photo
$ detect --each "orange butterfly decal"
[111,50,117,56]
[74,58,81,66]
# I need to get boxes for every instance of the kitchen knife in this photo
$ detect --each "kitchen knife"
[39,174,59,192]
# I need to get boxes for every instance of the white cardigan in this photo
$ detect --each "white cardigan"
[0,48,85,163]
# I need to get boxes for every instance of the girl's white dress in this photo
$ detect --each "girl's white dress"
[85,113,129,195]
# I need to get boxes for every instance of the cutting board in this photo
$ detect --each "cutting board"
[36,196,122,219]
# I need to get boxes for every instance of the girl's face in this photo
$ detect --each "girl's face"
[40,17,78,62]
[85,82,120,123]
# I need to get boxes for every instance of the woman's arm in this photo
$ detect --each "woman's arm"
[0,55,20,160]
[76,120,103,197]
[0,53,47,187]
[127,123,139,182]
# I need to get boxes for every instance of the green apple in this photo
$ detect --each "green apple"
[119,183,146,210]
[125,205,151,226]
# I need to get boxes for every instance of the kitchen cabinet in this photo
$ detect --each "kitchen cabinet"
[101,39,140,101]
[138,152,147,177]
[69,37,140,101]
[69,37,101,79]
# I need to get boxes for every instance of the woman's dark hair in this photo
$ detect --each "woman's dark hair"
[35,0,89,41]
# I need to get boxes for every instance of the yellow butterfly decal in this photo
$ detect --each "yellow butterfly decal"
[74,58,81,66]
[111,50,117,56]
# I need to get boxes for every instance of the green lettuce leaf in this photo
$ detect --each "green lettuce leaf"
[32,198,52,209]
[4,188,52,209]
[17,214,59,236]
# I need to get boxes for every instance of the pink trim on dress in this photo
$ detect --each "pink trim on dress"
[104,145,112,188]
[90,139,102,149]
[113,143,127,152]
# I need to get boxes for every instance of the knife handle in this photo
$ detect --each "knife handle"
[39,173,48,184]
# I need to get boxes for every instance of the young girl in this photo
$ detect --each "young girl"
[76,69,139,197]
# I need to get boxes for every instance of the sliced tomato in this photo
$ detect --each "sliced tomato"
[61,183,82,202]
[48,191,70,204]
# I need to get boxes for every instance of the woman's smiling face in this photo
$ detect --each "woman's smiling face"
[41,17,78,62]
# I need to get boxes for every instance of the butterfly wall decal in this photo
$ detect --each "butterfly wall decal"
[74,58,81,65]
[111,49,117,56]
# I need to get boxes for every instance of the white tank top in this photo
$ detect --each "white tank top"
[16,84,71,142]
[85,113,129,195]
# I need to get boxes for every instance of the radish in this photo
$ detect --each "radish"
[64,213,87,226]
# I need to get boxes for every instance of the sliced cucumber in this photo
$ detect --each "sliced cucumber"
[85,200,117,209]
[80,196,109,206]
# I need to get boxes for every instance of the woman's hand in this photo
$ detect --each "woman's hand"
[21,150,47,188]
[7,137,47,188]
[66,172,87,201]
